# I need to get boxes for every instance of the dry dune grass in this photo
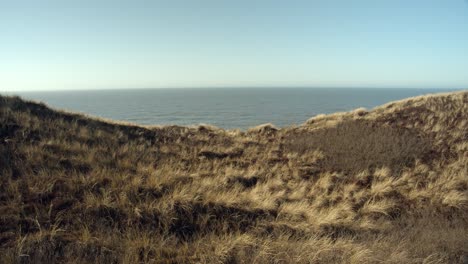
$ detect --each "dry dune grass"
[0,91,467,263]
[284,119,433,173]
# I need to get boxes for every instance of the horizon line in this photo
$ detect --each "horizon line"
[3,86,466,93]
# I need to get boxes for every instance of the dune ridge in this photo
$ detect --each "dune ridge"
[0,91,467,263]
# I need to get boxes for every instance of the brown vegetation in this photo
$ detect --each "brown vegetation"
[0,91,467,263]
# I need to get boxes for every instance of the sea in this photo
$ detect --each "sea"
[11,88,463,130]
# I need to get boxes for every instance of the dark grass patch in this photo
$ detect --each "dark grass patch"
[169,202,277,241]
[198,149,243,160]
[227,176,259,188]
[86,206,129,230]
[284,120,436,174]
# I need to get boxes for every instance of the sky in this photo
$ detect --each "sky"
[1,0,468,91]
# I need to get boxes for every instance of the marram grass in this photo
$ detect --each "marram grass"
[0,91,467,263]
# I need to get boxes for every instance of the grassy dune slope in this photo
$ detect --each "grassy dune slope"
[0,91,467,263]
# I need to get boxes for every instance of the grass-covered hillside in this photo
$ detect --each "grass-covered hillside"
[0,91,467,263]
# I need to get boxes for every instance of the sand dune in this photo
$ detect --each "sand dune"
[0,91,467,263]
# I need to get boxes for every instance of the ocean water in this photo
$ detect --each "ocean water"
[13,88,461,129]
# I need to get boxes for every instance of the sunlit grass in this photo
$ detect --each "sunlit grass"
[0,91,467,263]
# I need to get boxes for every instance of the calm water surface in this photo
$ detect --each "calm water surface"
[13,88,461,129]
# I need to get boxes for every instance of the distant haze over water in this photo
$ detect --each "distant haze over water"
[12,88,463,129]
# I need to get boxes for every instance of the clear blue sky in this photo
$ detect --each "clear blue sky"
[1,0,468,91]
